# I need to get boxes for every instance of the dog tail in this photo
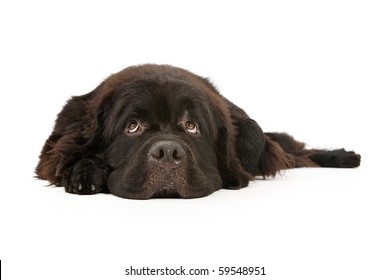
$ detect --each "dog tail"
[258,132,361,177]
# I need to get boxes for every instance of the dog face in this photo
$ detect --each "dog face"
[102,79,224,198]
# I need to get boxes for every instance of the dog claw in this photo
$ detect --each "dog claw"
[91,185,96,191]
[78,184,82,191]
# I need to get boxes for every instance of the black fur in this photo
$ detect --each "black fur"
[36,64,361,199]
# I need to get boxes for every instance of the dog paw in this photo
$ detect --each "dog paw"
[62,157,110,195]
[343,150,361,168]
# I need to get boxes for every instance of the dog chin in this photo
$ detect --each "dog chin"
[145,167,188,198]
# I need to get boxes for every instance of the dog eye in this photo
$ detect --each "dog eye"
[185,121,198,134]
[126,121,140,134]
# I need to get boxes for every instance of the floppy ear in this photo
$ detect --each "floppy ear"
[215,119,254,189]
[36,86,103,185]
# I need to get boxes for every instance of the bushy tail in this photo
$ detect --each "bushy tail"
[258,132,361,177]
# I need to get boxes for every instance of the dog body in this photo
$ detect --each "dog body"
[36,64,360,199]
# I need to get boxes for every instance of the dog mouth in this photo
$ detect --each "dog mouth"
[151,186,182,198]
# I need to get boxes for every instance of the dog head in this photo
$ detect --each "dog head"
[40,65,252,199]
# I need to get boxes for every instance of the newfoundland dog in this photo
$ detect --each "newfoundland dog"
[36,64,361,199]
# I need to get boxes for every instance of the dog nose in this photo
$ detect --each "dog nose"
[149,140,186,164]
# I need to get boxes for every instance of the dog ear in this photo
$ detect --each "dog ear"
[215,119,254,189]
[36,86,103,185]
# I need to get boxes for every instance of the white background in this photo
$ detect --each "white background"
[0,0,389,279]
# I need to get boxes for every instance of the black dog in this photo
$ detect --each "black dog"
[36,64,361,199]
